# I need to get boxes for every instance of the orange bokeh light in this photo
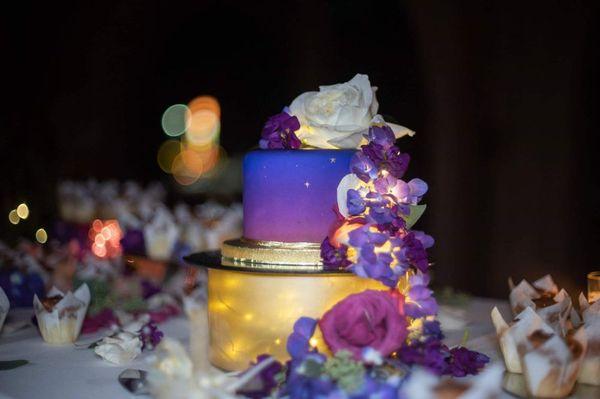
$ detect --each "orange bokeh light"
[188,95,220,119]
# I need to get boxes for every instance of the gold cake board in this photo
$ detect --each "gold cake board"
[185,247,397,371]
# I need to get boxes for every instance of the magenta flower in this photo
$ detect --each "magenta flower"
[81,309,118,334]
[259,112,301,149]
[319,290,408,360]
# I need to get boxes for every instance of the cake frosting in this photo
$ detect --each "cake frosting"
[243,149,355,243]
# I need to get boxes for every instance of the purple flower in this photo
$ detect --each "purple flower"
[350,152,378,182]
[138,321,163,351]
[447,347,490,377]
[413,230,434,249]
[361,143,410,179]
[237,355,283,399]
[397,319,489,376]
[397,339,448,375]
[287,317,317,360]
[404,273,438,318]
[373,175,398,195]
[383,147,410,179]
[394,232,430,273]
[283,353,335,398]
[422,320,444,342]
[367,125,396,149]
[347,189,366,215]
[259,112,301,149]
[320,238,351,269]
[348,226,387,248]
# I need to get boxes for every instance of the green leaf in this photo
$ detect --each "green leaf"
[404,204,427,229]
[461,329,470,346]
[0,360,29,370]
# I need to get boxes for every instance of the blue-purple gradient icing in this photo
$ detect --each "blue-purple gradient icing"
[243,149,355,243]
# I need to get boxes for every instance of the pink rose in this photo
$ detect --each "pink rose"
[319,290,408,360]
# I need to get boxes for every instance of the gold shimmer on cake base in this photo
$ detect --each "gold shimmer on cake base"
[206,267,411,371]
[221,238,322,267]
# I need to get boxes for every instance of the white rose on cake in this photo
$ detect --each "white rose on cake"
[288,74,414,149]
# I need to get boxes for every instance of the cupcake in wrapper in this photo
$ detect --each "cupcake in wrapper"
[143,207,179,261]
[0,286,9,332]
[508,275,574,336]
[577,293,600,386]
[33,283,90,344]
[518,327,587,398]
[491,306,555,373]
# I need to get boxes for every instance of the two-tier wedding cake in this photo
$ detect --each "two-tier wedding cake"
[206,74,432,371]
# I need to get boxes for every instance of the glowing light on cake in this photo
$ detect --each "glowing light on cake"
[207,268,391,371]
[89,219,123,258]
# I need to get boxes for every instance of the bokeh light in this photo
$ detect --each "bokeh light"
[159,95,223,186]
[89,219,123,258]
[186,109,220,146]
[16,203,29,219]
[157,139,182,173]
[188,95,220,119]
[35,228,48,244]
[161,104,190,137]
[8,209,19,225]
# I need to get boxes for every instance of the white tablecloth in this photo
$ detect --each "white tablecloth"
[0,298,513,399]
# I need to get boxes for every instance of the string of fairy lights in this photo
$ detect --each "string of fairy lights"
[7,203,48,244]
[159,96,224,186]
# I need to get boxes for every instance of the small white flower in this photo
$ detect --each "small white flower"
[362,347,383,365]
[94,331,142,365]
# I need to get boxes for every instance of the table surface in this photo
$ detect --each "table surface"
[0,298,537,398]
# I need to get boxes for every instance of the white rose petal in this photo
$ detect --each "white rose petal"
[336,174,367,218]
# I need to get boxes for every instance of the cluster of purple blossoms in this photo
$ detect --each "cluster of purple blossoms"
[259,111,302,150]
[322,124,435,290]
[397,320,490,377]
[352,124,410,181]
[138,321,163,351]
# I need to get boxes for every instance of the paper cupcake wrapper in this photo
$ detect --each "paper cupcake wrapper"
[509,276,573,336]
[491,306,555,374]
[577,293,600,386]
[520,327,587,398]
[34,283,90,344]
[0,286,9,332]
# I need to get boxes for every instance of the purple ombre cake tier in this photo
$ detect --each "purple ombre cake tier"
[243,149,355,243]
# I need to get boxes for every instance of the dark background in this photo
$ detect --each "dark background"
[1,0,599,298]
